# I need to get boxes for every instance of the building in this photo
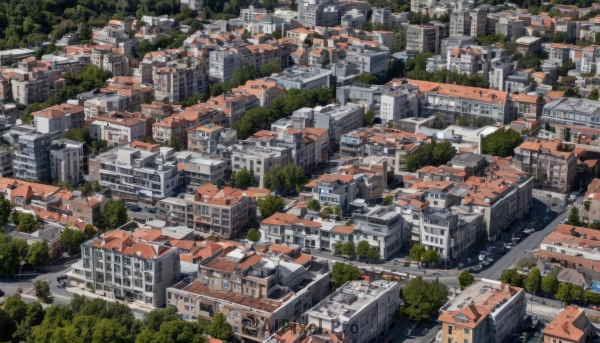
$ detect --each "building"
[542,98,600,129]
[0,146,13,178]
[407,79,514,126]
[439,279,526,343]
[341,9,367,29]
[352,204,404,259]
[89,143,180,202]
[50,141,85,186]
[406,25,440,54]
[156,183,249,239]
[66,229,180,307]
[33,104,85,138]
[512,139,577,193]
[11,58,66,105]
[9,224,64,260]
[538,224,600,270]
[380,87,419,124]
[167,250,331,341]
[542,306,595,343]
[3,126,57,182]
[515,36,542,53]
[315,173,358,211]
[152,65,205,103]
[89,112,147,146]
[270,67,333,90]
[174,151,228,193]
[344,46,389,76]
[209,48,241,83]
[229,141,293,187]
[187,124,237,155]
[305,280,399,343]
[70,194,109,225]
[372,7,392,28]
[450,9,487,38]
[230,79,284,108]
[583,178,600,224]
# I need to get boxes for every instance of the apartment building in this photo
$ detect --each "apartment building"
[439,279,526,343]
[372,7,392,28]
[11,58,66,105]
[209,48,241,83]
[83,92,130,119]
[206,92,259,125]
[187,124,237,154]
[91,46,129,76]
[247,129,316,174]
[341,9,367,29]
[515,36,542,54]
[167,250,330,341]
[408,79,514,126]
[582,178,600,224]
[0,146,12,178]
[89,143,180,201]
[542,98,600,129]
[67,230,180,307]
[260,213,325,248]
[9,224,64,260]
[89,112,147,146]
[406,25,440,54]
[306,280,399,343]
[157,183,249,238]
[50,141,85,186]
[446,47,485,76]
[380,86,420,124]
[70,194,109,225]
[175,151,228,193]
[512,139,577,193]
[3,126,57,182]
[450,9,487,38]
[270,66,333,90]
[230,79,284,108]
[229,141,293,187]
[344,46,389,76]
[537,223,600,270]
[315,173,358,211]
[352,204,404,259]
[33,104,85,138]
[153,65,204,104]
[542,306,595,343]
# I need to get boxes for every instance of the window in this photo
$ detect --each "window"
[464,328,470,334]
[448,326,452,334]
[124,257,131,265]
[114,255,121,263]
[464,340,468,343]
[145,261,152,270]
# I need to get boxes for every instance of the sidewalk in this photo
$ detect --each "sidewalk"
[65,285,154,313]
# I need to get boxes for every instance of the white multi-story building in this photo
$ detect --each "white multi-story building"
[372,7,392,28]
[50,141,85,186]
[209,48,241,83]
[406,25,440,54]
[89,144,180,202]
[306,280,399,343]
[344,46,389,75]
[89,113,147,146]
[380,87,419,124]
[67,229,180,307]
[341,9,367,29]
[33,104,85,138]
[229,141,293,187]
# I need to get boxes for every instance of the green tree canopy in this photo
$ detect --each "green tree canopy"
[403,277,448,322]
[342,241,356,257]
[567,207,582,226]
[481,127,523,157]
[27,241,50,270]
[61,227,87,255]
[232,167,254,189]
[333,241,344,255]
[542,270,559,296]
[500,269,524,287]
[331,262,362,289]
[17,213,41,233]
[306,199,321,211]
[170,136,184,151]
[409,244,426,262]
[524,267,542,293]
[247,228,261,242]
[406,140,457,172]
[206,313,232,341]
[458,271,475,290]
[33,279,51,303]
[257,194,285,219]
[260,61,282,76]
[96,201,129,232]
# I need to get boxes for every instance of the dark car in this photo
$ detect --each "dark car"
[125,203,142,212]
[147,207,157,214]
[0,289,4,297]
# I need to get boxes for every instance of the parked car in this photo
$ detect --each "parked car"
[588,305,598,311]
[301,247,311,254]
[147,207,157,214]
[0,289,4,297]
[124,203,142,212]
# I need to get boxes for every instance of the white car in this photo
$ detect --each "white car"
[523,229,534,234]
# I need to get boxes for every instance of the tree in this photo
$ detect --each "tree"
[387,167,395,184]
[423,249,440,268]
[365,110,375,127]
[402,277,448,322]
[589,88,599,101]
[0,193,12,227]
[366,247,380,260]
[247,228,261,242]
[206,313,232,341]
[27,241,50,269]
[331,262,362,289]
[458,271,475,290]
[570,284,583,304]
[555,283,573,305]
[409,244,426,263]
[307,199,321,211]
[263,166,284,192]
[500,269,524,287]
[96,201,129,232]
[567,207,582,226]
[3,295,28,323]
[0,309,14,342]
[232,167,254,189]
[542,271,559,296]
[356,241,371,259]
[257,194,285,219]
[61,227,86,255]
[355,73,379,84]
[585,201,591,212]
[521,128,531,135]
[342,241,355,257]
[481,128,523,157]
[142,307,180,332]
[170,136,184,151]
[524,267,542,294]
[405,140,457,172]
[17,213,42,233]
[458,116,469,126]
[33,279,51,303]
[84,224,97,239]
[260,61,282,76]
[384,195,393,205]
[333,241,344,255]
[282,164,308,193]
[320,205,334,219]
[92,180,102,192]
